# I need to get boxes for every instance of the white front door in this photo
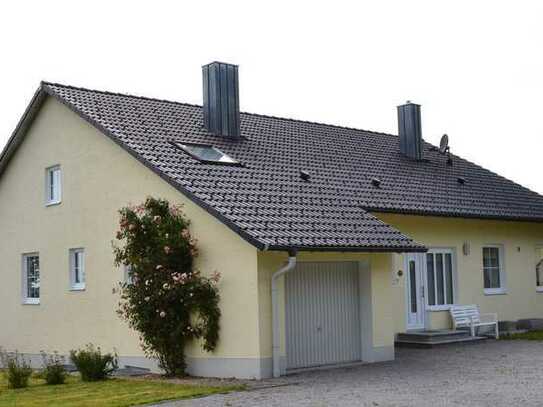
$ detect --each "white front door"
[405,253,425,330]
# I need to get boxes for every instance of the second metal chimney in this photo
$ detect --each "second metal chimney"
[397,101,423,160]
[202,61,240,138]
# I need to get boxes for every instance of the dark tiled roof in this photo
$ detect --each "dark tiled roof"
[10,82,543,251]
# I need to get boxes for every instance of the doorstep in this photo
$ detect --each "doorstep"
[395,329,487,348]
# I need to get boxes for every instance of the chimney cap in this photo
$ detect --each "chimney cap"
[202,61,239,67]
[400,100,420,106]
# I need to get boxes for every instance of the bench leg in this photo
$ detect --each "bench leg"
[495,323,499,339]
[470,324,475,337]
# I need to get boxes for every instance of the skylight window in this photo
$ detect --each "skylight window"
[174,142,239,165]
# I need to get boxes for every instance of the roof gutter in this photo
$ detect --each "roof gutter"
[271,249,297,378]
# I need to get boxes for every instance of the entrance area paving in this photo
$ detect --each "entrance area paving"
[156,340,543,407]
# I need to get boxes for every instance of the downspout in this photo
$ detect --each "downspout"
[271,249,297,378]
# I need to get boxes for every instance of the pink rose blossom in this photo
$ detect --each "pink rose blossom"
[211,271,222,284]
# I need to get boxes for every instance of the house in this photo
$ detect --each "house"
[1,62,542,380]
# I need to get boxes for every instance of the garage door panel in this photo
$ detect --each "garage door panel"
[285,261,361,370]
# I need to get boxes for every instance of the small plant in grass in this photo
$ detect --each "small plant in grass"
[0,347,33,389]
[40,351,67,385]
[70,344,118,381]
[113,197,221,377]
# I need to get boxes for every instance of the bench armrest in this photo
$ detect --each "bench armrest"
[479,313,498,323]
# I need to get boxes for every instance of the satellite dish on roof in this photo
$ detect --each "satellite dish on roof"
[439,134,449,154]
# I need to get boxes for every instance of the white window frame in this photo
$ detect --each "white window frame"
[536,245,543,293]
[45,165,62,206]
[124,264,134,285]
[482,245,507,295]
[69,248,85,291]
[425,248,457,311]
[22,253,40,305]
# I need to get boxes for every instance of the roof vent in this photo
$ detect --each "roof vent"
[371,177,382,188]
[202,61,240,138]
[397,101,423,160]
[457,176,467,185]
[300,170,311,181]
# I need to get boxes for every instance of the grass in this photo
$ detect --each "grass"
[501,330,543,340]
[0,372,243,407]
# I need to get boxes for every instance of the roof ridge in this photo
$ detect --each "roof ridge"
[41,81,399,139]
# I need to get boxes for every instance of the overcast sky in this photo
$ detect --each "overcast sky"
[1,1,542,193]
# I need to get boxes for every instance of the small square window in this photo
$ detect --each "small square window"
[174,142,239,165]
[22,253,40,304]
[124,264,134,285]
[45,165,62,205]
[536,248,543,292]
[69,248,85,290]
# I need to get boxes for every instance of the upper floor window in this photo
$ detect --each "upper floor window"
[483,246,506,295]
[45,165,62,205]
[69,248,85,290]
[426,249,455,309]
[22,253,40,304]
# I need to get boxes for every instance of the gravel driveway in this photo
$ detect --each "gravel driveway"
[155,340,543,407]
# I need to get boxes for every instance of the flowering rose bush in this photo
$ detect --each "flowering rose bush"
[113,197,221,376]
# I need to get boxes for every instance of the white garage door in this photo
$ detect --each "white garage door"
[285,261,362,370]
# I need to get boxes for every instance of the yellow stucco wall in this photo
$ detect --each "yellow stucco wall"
[0,96,260,362]
[376,213,543,332]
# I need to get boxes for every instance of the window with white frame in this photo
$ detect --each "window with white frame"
[483,246,506,294]
[536,248,543,292]
[69,248,85,290]
[124,264,134,285]
[426,249,455,308]
[45,165,62,205]
[22,253,40,304]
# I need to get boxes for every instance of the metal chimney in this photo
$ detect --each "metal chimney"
[397,101,423,160]
[202,61,240,138]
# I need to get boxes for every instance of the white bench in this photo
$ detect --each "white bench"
[450,304,499,339]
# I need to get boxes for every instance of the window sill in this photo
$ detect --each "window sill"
[536,287,543,293]
[70,285,86,291]
[427,305,454,312]
[45,200,62,207]
[22,298,40,305]
[484,288,507,296]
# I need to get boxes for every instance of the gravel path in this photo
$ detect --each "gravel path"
[152,340,543,407]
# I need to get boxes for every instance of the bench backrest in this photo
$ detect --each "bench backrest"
[450,304,480,327]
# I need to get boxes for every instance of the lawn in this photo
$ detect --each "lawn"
[501,330,543,340]
[0,373,243,407]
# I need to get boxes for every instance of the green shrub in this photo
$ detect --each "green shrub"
[113,197,221,376]
[0,347,33,389]
[70,344,118,381]
[40,351,67,385]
